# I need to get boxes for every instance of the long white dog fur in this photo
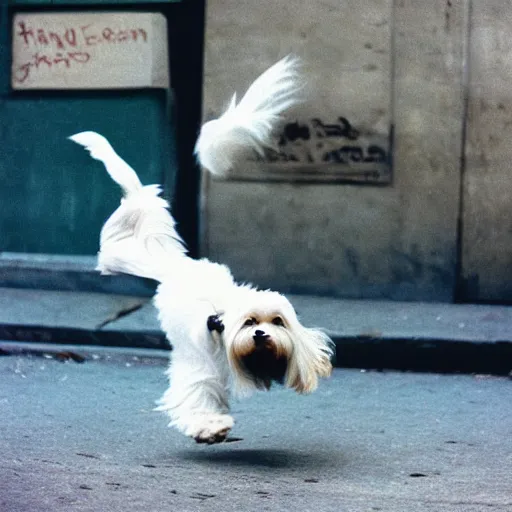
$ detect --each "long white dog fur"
[70,56,333,444]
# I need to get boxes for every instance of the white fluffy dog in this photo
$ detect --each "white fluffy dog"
[70,57,333,444]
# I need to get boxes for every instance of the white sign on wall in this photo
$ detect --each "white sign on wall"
[11,12,170,90]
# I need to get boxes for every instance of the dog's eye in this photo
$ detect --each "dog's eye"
[244,318,257,326]
[272,316,285,326]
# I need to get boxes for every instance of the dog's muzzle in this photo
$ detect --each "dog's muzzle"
[253,329,270,346]
[240,333,288,389]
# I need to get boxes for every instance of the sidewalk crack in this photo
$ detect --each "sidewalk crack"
[96,302,145,329]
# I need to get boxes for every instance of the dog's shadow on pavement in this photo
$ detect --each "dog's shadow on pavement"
[178,447,340,471]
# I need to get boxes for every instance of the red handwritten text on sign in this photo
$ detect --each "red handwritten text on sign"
[13,20,148,85]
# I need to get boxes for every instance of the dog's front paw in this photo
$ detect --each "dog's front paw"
[185,413,234,444]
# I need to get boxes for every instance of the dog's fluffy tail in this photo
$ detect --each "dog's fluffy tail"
[194,55,303,176]
[70,131,186,282]
[69,131,143,196]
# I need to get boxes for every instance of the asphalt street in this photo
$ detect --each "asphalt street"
[1,347,511,512]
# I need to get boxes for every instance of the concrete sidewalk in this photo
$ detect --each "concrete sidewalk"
[1,286,512,374]
[1,350,511,512]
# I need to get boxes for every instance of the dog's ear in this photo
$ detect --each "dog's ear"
[285,326,333,394]
[207,314,225,333]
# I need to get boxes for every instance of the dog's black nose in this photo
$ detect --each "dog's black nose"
[253,330,269,345]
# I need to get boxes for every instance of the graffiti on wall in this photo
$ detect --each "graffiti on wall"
[246,116,391,182]
[13,20,148,84]
[11,13,169,89]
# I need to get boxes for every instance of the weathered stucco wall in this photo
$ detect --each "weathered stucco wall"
[461,0,512,302]
[201,0,505,302]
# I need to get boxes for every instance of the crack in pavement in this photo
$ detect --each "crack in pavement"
[96,302,145,329]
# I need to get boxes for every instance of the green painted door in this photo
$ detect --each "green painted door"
[0,90,176,254]
[1,0,205,258]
